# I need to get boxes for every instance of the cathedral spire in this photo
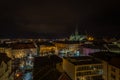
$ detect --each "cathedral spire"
[75,24,79,35]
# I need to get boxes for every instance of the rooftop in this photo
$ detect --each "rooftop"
[12,42,36,49]
[0,43,11,48]
[64,56,101,65]
[55,41,80,44]
[34,55,62,67]
[90,51,120,69]
[106,44,120,50]
[36,41,55,46]
[33,55,63,80]
[82,44,107,50]
[40,69,61,80]
[90,51,120,61]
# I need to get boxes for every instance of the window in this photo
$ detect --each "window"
[91,75,103,80]
[111,73,116,79]
[76,67,82,71]
[76,72,82,76]
[111,67,116,72]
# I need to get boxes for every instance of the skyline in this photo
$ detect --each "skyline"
[0,0,120,38]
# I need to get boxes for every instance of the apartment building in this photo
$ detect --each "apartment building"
[63,56,104,80]
[108,58,120,80]
[90,51,120,80]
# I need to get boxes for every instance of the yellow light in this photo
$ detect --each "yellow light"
[88,37,94,41]
[16,73,20,77]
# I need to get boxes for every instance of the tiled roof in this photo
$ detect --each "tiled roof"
[12,42,36,49]
[37,42,55,46]
[55,41,80,44]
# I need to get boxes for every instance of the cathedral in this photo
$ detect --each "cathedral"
[69,27,87,41]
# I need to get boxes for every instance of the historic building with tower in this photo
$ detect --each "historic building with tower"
[69,26,87,41]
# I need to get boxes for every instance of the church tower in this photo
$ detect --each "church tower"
[75,24,79,36]
[69,24,87,41]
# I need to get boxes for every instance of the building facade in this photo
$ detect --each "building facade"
[90,52,120,80]
[0,53,14,80]
[63,56,104,80]
[55,41,81,57]
[12,42,37,58]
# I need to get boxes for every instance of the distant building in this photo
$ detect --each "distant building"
[0,43,12,58]
[112,40,120,48]
[55,41,81,57]
[108,58,120,80]
[0,43,6,53]
[69,26,87,41]
[117,40,120,47]
[0,39,10,43]
[12,42,37,58]
[63,56,104,80]
[80,44,107,56]
[36,41,57,56]
[104,44,120,53]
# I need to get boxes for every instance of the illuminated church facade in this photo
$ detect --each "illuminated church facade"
[69,27,87,41]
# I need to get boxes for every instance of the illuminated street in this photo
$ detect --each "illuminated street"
[14,54,34,80]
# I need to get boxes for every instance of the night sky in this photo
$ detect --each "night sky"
[0,0,120,38]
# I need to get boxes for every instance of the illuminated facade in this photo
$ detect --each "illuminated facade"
[63,56,104,80]
[37,42,57,56]
[80,44,107,56]
[0,47,5,53]
[40,45,56,55]
[12,43,37,58]
[5,48,12,58]
[0,53,14,80]
[0,43,12,58]
[107,58,120,80]
[55,41,81,57]
[108,65,120,80]
[12,49,36,58]
[90,52,120,80]
[100,58,120,80]
[69,27,87,41]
